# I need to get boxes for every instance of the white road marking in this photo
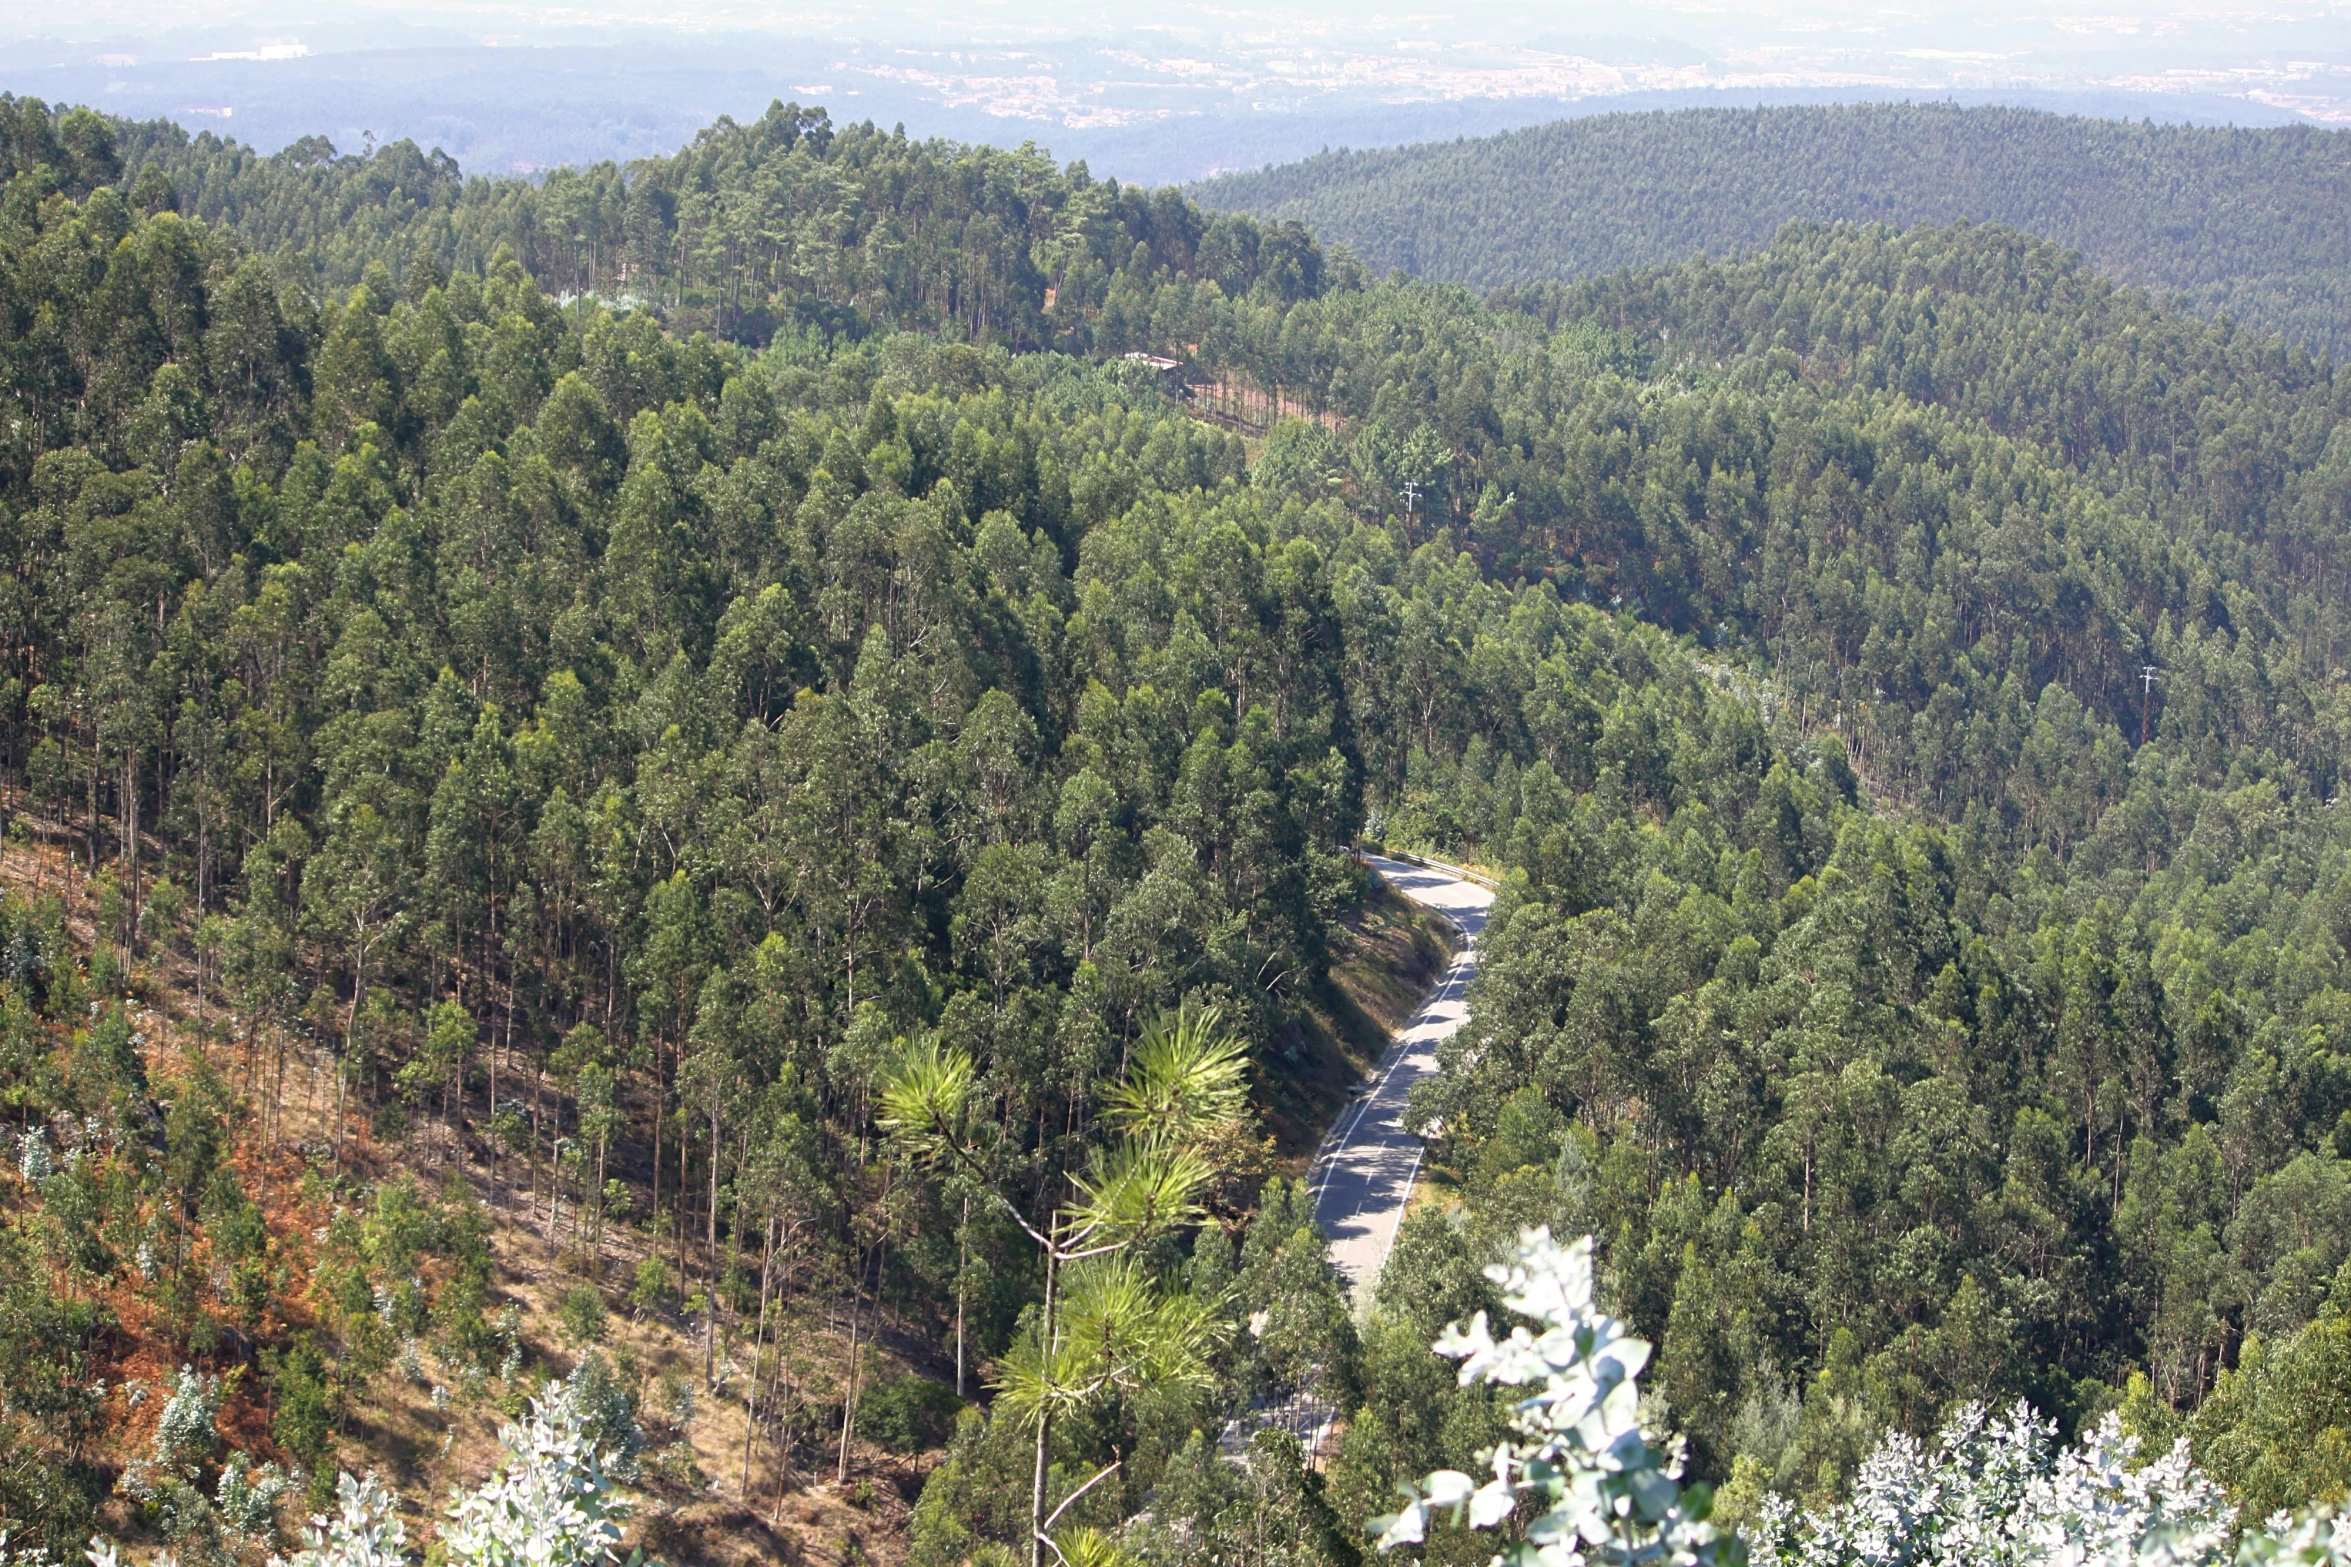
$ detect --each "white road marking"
[1308,854,1494,1302]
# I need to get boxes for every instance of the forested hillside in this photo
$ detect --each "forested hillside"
[1192,103,2351,359]
[0,90,2348,1566]
[81,97,1339,350]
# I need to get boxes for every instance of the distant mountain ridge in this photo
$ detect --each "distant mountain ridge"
[1191,102,2351,360]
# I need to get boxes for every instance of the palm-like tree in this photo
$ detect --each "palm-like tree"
[881,1001,1249,1567]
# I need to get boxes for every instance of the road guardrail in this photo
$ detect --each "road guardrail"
[1357,843,1502,891]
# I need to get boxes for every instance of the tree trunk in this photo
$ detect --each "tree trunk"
[706,1090,720,1391]
[594,1137,609,1253]
[333,946,363,1175]
[741,1207,776,1499]
[956,1196,970,1398]
[841,1240,883,1484]
[837,1245,869,1483]
[676,1103,691,1312]
[651,1038,665,1270]
[1029,1242,1059,1567]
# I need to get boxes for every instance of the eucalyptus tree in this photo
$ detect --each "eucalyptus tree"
[1372,1228,1736,1567]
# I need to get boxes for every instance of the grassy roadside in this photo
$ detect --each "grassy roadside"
[1259,868,1458,1176]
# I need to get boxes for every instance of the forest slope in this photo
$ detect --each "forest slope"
[1191,103,2351,359]
[0,91,2348,1566]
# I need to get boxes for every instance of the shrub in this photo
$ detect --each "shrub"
[445,1382,637,1567]
[1747,1401,2230,1565]
[560,1350,644,1481]
[627,1256,672,1318]
[269,1343,334,1481]
[556,1284,608,1345]
[860,1375,964,1453]
[1372,1228,1734,1567]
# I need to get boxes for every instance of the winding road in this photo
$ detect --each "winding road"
[1310,854,1495,1301]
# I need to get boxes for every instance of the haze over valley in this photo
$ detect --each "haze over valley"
[6,0,2348,178]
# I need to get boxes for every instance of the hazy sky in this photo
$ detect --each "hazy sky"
[3,0,2344,178]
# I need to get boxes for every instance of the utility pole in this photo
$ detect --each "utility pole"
[2139,664,2160,747]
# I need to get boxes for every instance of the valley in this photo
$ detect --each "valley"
[0,84,2345,1567]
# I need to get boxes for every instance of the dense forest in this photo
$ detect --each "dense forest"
[0,88,2348,1566]
[1192,103,2351,360]
[86,99,1339,351]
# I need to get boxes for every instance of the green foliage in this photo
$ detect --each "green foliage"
[0,86,2349,1556]
[2189,1264,2351,1519]
[268,1383,639,1567]
[910,1407,1041,1567]
[891,1002,1258,1566]
[553,1351,643,1482]
[1130,1427,1356,1567]
[626,1257,673,1319]
[1197,102,2351,358]
[268,1341,335,1489]
[859,1374,965,1453]
[1372,1229,1736,1567]
[555,1284,608,1346]
[0,1227,104,1556]
[76,96,1344,353]
[1191,1177,1359,1409]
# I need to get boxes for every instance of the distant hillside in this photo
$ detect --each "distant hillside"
[1192,102,2351,359]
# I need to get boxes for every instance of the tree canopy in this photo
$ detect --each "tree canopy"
[0,87,2343,1564]
[1195,102,2351,359]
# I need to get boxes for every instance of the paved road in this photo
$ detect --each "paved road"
[1311,855,1495,1301]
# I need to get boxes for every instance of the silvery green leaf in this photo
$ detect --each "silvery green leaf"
[1469,1480,1518,1529]
[1371,1502,1429,1550]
